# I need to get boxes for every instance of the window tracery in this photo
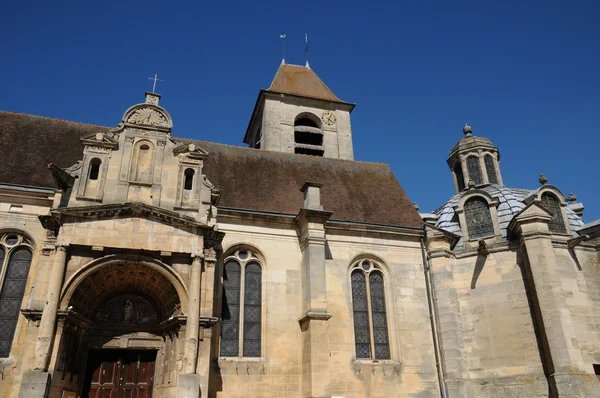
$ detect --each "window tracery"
[0,233,33,357]
[464,197,495,239]
[350,259,390,360]
[541,193,567,234]
[484,155,498,184]
[220,249,262,358]
[467,156,483,185]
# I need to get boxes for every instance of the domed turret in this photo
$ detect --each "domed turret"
[447,125,502,193]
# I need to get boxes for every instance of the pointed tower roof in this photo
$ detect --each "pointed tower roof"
[266,64,348,104]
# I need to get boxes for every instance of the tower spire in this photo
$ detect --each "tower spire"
[280,34,286,65]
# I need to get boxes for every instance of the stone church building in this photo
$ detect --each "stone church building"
[0,62,598,398]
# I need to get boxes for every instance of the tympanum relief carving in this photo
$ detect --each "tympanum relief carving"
[127,107,168,127]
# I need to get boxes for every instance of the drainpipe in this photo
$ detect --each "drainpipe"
[421,234,448,398]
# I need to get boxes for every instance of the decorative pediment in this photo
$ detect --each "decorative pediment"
[173,143,209,159]
[81,132,119,149]
[122,104,172,131]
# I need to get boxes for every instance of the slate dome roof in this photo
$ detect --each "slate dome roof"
[432,184,584,249]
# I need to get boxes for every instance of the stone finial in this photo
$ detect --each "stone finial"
[463,124,473,137]
[568,192,577,202]
[413,202,420,211]
[301,182,323,211]
[468,179,476,189]
[538,174,548,185]
[145,91,161,105]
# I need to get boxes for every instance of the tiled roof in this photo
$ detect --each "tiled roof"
[432,184,584,248]
[267,64,347,103]
[0,112,423,228]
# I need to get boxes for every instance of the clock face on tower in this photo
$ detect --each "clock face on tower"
[321,111,336,126]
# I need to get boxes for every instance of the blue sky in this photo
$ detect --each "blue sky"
[2,0,599,221]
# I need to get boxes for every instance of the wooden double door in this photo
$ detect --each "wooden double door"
[82,349,156,398]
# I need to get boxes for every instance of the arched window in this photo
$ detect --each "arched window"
[484,155,498,184]
[0,233,33,358]
[294,114,324,156]
[467,156,483,185]
[129,141,155,184]
[464,197,494,239]
[351,259,390,360]
[541,193,567,234]
[183,168,195,191]
[89,158,101,181]
[220,249,262,357]
[454,163,465,191]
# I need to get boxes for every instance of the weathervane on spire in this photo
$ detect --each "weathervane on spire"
[280,34,286,65]
[148,73,163,93]
[305,33,310,69]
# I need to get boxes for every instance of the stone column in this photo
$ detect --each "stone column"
[34,244,68,371]
[180,254,203,398]
[296,182,333,398]
[184,254,202,374]
[197,247,218,396]
[511,204,600,397]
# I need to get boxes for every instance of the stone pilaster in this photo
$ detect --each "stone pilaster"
[184,254,202,373]
[296,182,333,398]
[511,203,600,397]
[425,228,467,392]
[34,244,68,371]
[197,247,218,395]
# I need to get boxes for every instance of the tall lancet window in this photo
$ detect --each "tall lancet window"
[130,141,155,184]
[351,259,390,360]
[0,233,33,358]
[467,156,483,185]
[484,155,498,184]
[454,163,465,191]
[541,193,567,234]
[220,249,263,358]
[464,197,494,239]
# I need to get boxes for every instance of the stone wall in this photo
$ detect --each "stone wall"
[212,218,439,397]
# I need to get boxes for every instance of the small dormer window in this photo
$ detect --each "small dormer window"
[541,193,567,234]
[184,168,194,191]
[484,155,498,184]
[89,158,101,180]
[464,197,494,239]
[467,156,483,185]
[294,114,324,156]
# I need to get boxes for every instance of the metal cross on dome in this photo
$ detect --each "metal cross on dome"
[148,73,163,93]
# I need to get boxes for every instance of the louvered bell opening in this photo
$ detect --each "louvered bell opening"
[294,125,324,156]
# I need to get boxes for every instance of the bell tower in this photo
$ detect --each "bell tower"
[447,125,503,193]
[244,63,355,160]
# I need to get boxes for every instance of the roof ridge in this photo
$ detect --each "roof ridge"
[0,110,110,129]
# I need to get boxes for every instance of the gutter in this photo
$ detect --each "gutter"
[421,232,448,398]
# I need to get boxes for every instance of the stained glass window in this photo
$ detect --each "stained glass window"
[351,260,390,360]
[467,156,483,185]
[454,163,465,191]
[351,270,371,359]
[220,260,241,357]
[484,155,498,184]
[220,250,263,358]
[0,237,32,358]
[243,262,262,357]
[541,193,567,234]
[464,197,495,239]
[369,272,390,359]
